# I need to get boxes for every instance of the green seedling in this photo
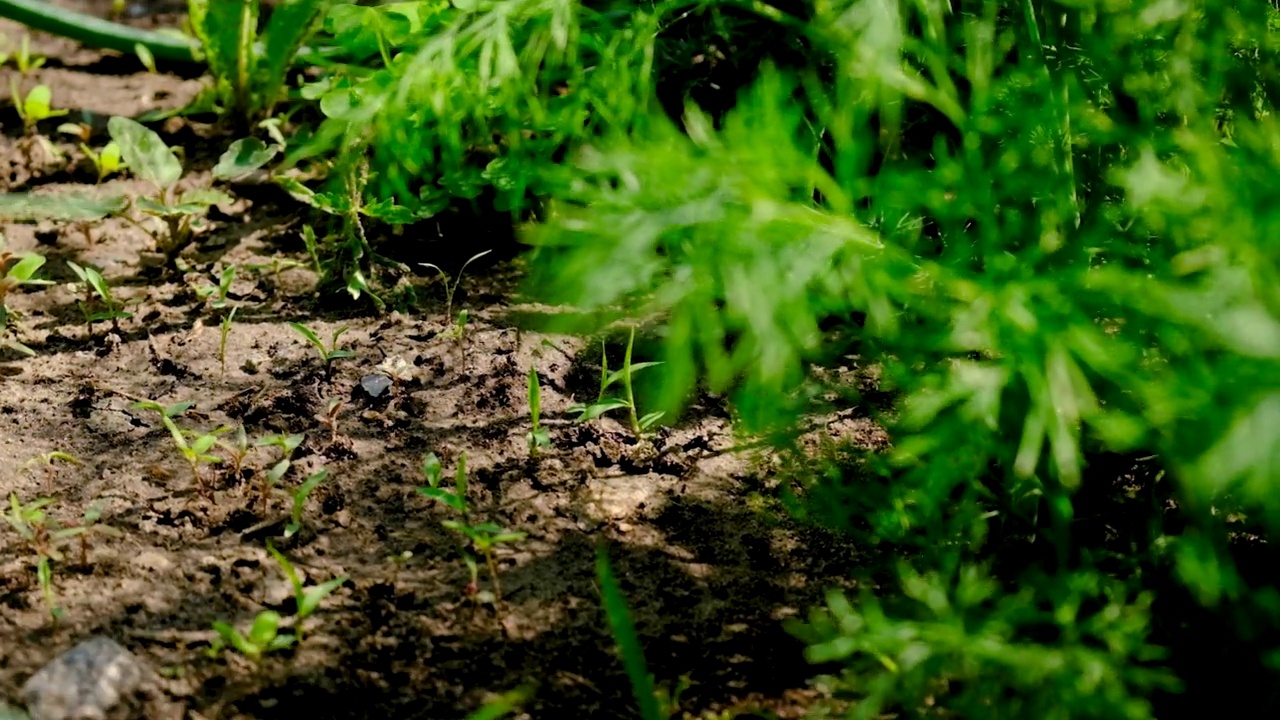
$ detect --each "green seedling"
[285,469,329,539]
[569,327,666,437]
[133,42,157,74]
[10,35,45,75]
[255,433,304,514]
[56,502,123,567]
[10,82,67,137]
[417,453,525,601]
[23,450,81,490]
[66,261,132,331]
[266,541,347,641]
[3,493,70,620]
[56,130,127,184]
[134,399,228,497]
[220,424,251,480]
[289,322,354,368]
[208,610,295,661]
[420,249,492,326]
[315,397,346,442]
[526,367,551,458]
[105,119,275,263]
[245,257,305,287]
[219,306,237,375]
[0,242,53,355]
[196,264,237,308]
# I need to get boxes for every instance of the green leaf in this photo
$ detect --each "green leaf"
[248,610,282,646]
[22,85,67,122]
[297,575,347,618]
[0,192,127,222]
[421,452,443,487]
[202,0,260,112]
[573,399,631,422]
[6,254,45,283]
[260,0,332,114]
[213,138,280,180]
[418,486,465,513]
[107,117,182,190]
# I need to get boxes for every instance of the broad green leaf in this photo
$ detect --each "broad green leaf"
[248,610,281,646]
[6,254,45,283]
[107,117,182,190]
[213,138,280,180]
[0,192,127,222]
[22,85,67,122]
[202,0,259,112]
[297,575,347,618]
[418,486,465,513]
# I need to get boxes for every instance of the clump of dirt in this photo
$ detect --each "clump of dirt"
[0,9,876,719]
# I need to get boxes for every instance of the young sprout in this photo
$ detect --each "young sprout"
[417,453,525,602]
[420,249,492,324]
[219,306,237,376]
[266,541,347,641]
[0,242,54,354]
[526,367,551,458]
[3,493,65,619]
[208,610,295,662]
[23,450,81,492]
[196,265,237,309]
[10,81,67,136]
[220,424,250,481]
[57,502,123,567]
[285,469,329,539]
[66,261,132,332]
[255,433,304,514]
[289,322,354,370]
[12,35,45,75]
[133,399,228,497]
[55,127,127,184]
[568,327,666,437]
[316,397,346,442]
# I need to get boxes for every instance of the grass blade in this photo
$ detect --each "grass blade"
[596,543,665,720]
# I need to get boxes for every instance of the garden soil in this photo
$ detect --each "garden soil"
[0,4,888,718]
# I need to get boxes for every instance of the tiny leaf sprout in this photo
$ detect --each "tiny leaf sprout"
[526,367,551,458]
[66,261,132,332]
[420,249,492,325]
[10,82,66,136]
[568,327,666,437]
[286,469,329,539]
[219,306,237,376]
[196,264,237,309]
[133,399,228,497]
[209,610,295,662]
[266,541,347,641]
[289,321,354,369]
[256,433,304,514]
[0,241,54,355]
[23,450,82,491]
[57,125,127,184]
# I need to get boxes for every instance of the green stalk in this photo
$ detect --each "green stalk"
[622,326,640,436]
[0,0,199,63]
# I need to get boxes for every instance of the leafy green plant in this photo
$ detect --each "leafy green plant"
[66,261,131,331]
[568,328,665,437]
[289,321,354,368]
[22,450,81,489]
[208,610,295,662]
[418,451,525,602]
[8,34,44,75]
[186,0,332,123]
[1,493,78,620]
[265,541,347,640]
[526,366,551,458]
[58,135,126,184]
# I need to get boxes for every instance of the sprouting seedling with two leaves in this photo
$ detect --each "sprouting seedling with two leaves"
[133,399,230,498]
[0,241,53,355]
[66,261,131,332]
[417,452,526,603]
[289,322,354,370]
[569,326,666,437]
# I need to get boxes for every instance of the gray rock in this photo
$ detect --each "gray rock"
[20,638,167,720]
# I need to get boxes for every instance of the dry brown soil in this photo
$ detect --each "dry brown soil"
[0,5,887,718]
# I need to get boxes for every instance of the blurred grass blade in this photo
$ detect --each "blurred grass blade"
[596,543,665,720]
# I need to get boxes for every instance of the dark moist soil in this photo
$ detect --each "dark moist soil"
[0,7,889,719]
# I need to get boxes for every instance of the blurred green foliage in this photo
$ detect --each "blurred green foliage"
[284,0,1280,716]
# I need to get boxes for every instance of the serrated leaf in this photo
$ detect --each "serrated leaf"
[213,137,280,180]
[108,117,182,190]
